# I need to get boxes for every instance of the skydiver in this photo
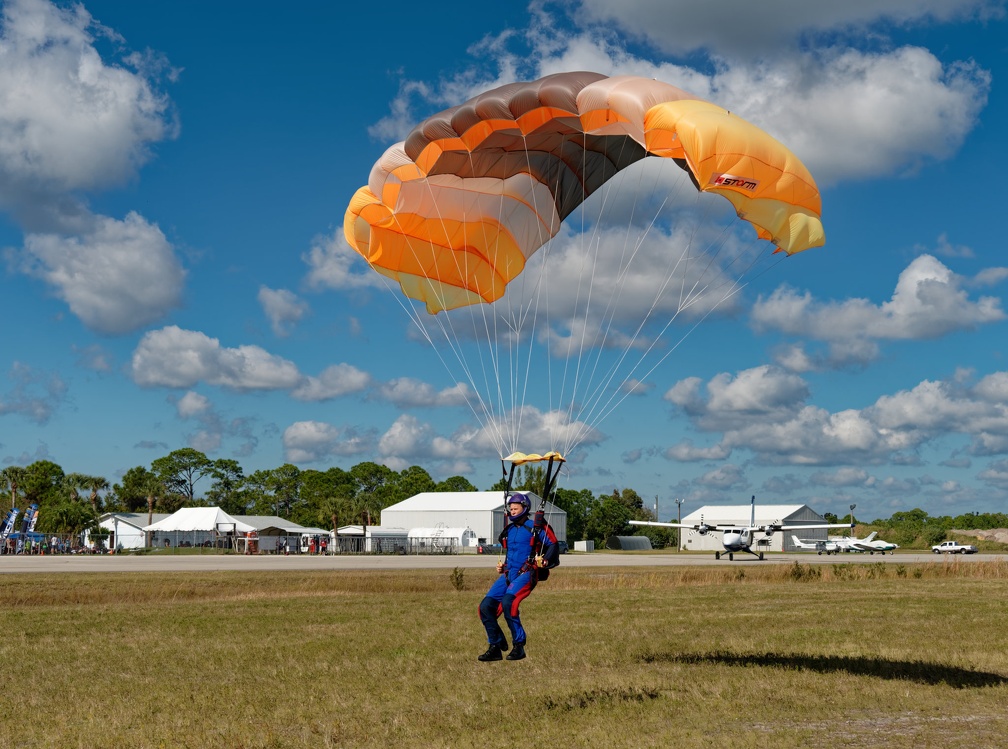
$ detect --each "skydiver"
[477,492,558,662]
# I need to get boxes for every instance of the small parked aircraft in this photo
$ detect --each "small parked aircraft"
[824,531,899,555]
[630,495,853,560]
[791,535,842,555]
[793,531,900,555]
[855,536,899,554]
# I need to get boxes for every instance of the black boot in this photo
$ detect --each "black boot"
[478,644,503,662]
[506,642,526,661]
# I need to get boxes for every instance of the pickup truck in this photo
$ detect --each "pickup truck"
[931,540,978,554]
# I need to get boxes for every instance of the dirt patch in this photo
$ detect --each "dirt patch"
[954,528,1008,544]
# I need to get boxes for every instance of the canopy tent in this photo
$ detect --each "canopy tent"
[143,508,256,551]
[144,507,256,533]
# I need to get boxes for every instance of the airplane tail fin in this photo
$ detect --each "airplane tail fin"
[865,531,877,542]
[750,495,756,528]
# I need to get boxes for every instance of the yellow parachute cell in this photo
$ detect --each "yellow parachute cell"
[344,71,824,314]
[503,451,566,466]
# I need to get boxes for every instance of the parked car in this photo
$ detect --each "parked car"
[557,540,569,554]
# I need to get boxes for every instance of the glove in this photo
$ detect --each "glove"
[534,554,546,568]
[496,561,505,574]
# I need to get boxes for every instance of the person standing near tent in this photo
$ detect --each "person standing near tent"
[477,492,557,662]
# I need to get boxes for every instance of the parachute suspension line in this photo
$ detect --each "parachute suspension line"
[561,158,692,454]
[466,145,514,457]
[562,152,691,455]
[560,138,645,459]
[353,241,501,450]
[377,181,508,454]
[509,129,570,455]
[562,161,769,455]
[568,235,783,451]
[510,131,547,456]
[674,189,735,315]
[554,129,600,453]
[561,203,673,450]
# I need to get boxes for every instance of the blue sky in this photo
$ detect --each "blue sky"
[2,0,1007,522]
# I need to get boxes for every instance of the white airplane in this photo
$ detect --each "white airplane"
[825,531,899,555]
[791,535,842,555]
[630,495,853,561]
[856,536,899,554]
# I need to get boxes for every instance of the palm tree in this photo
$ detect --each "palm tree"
[141,473,166,547]
[63,473,90,504]
[85,476,110,515]
[1,466,27,510]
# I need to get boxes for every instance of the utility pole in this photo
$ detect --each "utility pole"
[675,498,685,552]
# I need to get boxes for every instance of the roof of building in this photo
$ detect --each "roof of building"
[383,491,518,512]
[383,491,565,515]
[99,512,171,529]
[681,504,819,526]
[337,525,408,536]
[235,515,329,533]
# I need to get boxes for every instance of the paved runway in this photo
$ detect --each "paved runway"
[1,550,1002,573]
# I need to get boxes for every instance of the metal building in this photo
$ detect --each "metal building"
[679,504,832,553]
[380,491,567,546]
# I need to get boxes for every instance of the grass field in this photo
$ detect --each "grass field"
[1,560,1006,749]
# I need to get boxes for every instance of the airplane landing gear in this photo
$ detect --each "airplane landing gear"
[715,551,721,560]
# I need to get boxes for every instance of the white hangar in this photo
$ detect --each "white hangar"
[380,491,567,546]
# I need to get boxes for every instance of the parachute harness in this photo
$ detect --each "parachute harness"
[500,451,564,576]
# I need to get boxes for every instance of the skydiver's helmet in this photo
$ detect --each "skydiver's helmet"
[507,492,531,525]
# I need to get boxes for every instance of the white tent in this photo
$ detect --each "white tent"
[143,507,256,533]
[143,507,256,550]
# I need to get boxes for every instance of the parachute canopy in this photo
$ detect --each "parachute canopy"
[503,451,565,466]
[345,71,824,314]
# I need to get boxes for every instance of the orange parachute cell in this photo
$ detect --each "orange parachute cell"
[345,71,824,314]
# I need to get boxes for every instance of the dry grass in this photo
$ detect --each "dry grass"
[1,562,1006,749]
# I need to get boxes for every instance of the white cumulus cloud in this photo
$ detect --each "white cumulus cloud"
[131,326,302,391]
[18,212,185,334]
[258,286,308,337]
[752,255,1005,367]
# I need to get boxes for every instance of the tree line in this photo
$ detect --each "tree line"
[2,450,1004,548]
[0,449,667,547]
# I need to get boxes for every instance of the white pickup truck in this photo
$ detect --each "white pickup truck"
[931,540,978,554]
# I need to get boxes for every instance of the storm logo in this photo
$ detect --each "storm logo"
[710,173,759,191]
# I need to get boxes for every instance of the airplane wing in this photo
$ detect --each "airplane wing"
[630,520,709,530]
[629,520,725,534]
[769,522,853,532]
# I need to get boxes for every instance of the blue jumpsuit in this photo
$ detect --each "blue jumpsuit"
[479,517,556,648]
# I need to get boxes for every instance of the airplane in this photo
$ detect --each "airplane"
[826,531,900,555]
[856,536,899,554]
[630,495,853,561]
[791,535,842,555]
